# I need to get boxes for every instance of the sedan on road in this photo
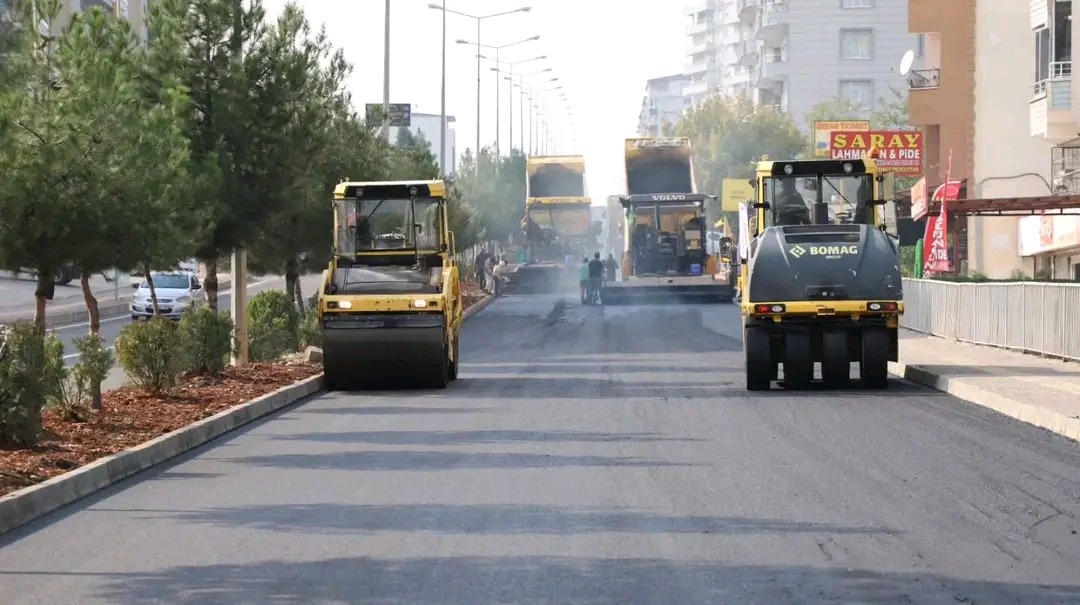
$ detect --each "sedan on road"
[130,271,206,320]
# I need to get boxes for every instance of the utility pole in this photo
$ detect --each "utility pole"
[230,0,248,365]
[439,3,447,176]
[383,0,391,143]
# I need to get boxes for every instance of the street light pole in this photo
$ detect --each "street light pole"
[383,0,391,144]
[439,3,447,176]
[434,5,530,167]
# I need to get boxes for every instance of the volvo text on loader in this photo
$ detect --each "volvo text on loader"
[740,154,903,391]
[506,155,592,294]
[320,180,463,390]
[601,137,736,304]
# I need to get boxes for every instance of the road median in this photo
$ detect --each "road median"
[0,286,495,536]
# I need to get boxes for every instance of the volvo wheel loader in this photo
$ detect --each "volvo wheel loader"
[505,155,592,295]
[601,137,735,304]
[319,180,463,390]
[740,154,903,390]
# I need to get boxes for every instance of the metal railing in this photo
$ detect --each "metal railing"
[900,278,1080,362]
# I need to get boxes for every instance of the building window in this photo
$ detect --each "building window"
[840,29,874,60]
[840,0,873,7]
[839,80,874,109]
[916,33,925,58]
[1036,26,1051,89]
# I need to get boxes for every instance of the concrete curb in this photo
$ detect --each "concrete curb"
[0,373,323,536]
[463,294,495,319]
[889,361,1080,443]
[0,279,234,329]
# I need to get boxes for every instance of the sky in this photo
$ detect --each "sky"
[260,0,686,201]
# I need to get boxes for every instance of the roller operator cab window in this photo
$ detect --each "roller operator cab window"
[764,174,876,228]
[334,197,441,254]
[528,207,591,236]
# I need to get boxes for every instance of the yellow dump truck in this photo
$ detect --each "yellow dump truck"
[319,179,463,390]
[601,137,735,304]
[506,155,592,294]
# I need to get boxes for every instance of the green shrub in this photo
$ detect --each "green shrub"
[178,307,233,374]
[54,334,115,420]
[0,325,65,445]
[248,290,299,361]
[298,309,322,349]
[115,317,182,394]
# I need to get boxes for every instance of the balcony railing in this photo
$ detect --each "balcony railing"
[1033,61,1072,97]
[907,68,940,89]
[763,48,786,63]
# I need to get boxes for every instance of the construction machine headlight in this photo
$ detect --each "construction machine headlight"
[867,301,898,312]
[337,300,352,309]
[843,162,853,173]
[783,164,793,175]
[411,299,428,308]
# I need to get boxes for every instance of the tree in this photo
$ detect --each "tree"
[454,147,526,244]
[58,8,192,337]
[672,95,804,215]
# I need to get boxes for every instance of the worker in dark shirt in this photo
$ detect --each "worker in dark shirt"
[587,252,604,304]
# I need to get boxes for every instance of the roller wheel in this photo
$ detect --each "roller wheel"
[861,328,889,389]
[324,368,345,392]
[430,342,450,389]
[744,325,773,391]
[821,331,851,388]
[448,337,459,380]
[782,330,813,389]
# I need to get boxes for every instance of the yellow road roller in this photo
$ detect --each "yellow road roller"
[740,154,904,390]
[320,179,463,390]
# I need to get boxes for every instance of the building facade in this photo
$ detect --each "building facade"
[637,74,690,137]
[683,0,918,127]
[390,112,457,176]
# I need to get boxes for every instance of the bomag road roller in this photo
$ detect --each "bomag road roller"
[601,137,736,304]
[320,179,463,390]
[740,154,903,391]
[505,155,592,294]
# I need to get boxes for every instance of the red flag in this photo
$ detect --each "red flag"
[924,150,953,275]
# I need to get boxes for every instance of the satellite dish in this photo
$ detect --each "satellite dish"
[899,49,914,76]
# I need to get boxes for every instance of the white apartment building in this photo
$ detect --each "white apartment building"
[683,0,917,127]
[54,1,150,41]
[1024,0,1080,279]
[637,74,690,137]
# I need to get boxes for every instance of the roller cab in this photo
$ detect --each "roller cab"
[741,156,904,391]
[509,155,592,294]
[602,137,735,305]
[320,180,463,390]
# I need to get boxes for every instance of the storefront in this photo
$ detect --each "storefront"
[1018,214,1080,279]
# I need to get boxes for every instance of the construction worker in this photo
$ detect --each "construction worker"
[578,257,590,304]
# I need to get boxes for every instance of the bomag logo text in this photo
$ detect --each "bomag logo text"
[810,245,858,256]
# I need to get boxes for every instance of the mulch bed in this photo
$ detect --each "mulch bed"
[0,291,492,499]
[0,361,321,498]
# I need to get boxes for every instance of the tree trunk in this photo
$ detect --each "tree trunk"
[32,270,51,333]
[285,258,302,317]
[143,263,160,315]
[79,272,103,410]
[202,257,219,311]
[294,273,305,319]
[80,272,101,334]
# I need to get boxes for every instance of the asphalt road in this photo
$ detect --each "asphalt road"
[56,274,323,367]
[2,296,1080,603]
[0,271,121,313]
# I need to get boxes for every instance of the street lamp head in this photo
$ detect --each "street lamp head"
[456,39,471,44]
[428,3,442,9]
[518,6,532,12]
[529,35,540,41]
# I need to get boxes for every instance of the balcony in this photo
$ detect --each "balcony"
[907,68,940,89]
[755,2,788,45]
[738,0,759,22]
[758,47,788,86]
[1030,61,1074,142]
[736,40,759,67]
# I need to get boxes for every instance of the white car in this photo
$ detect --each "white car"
[130,271,207,321]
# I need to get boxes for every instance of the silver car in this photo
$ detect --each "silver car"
[130,271,206,320]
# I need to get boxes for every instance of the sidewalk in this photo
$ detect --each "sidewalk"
[0,273,234,329]
[890,329,1080,443]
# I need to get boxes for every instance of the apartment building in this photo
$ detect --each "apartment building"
[907,0,1078,279]
[53,1,151,41]
[683,0,917,128]
[389,112,458,176]
[1025,0,1080,278]
[637,74,690,137]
